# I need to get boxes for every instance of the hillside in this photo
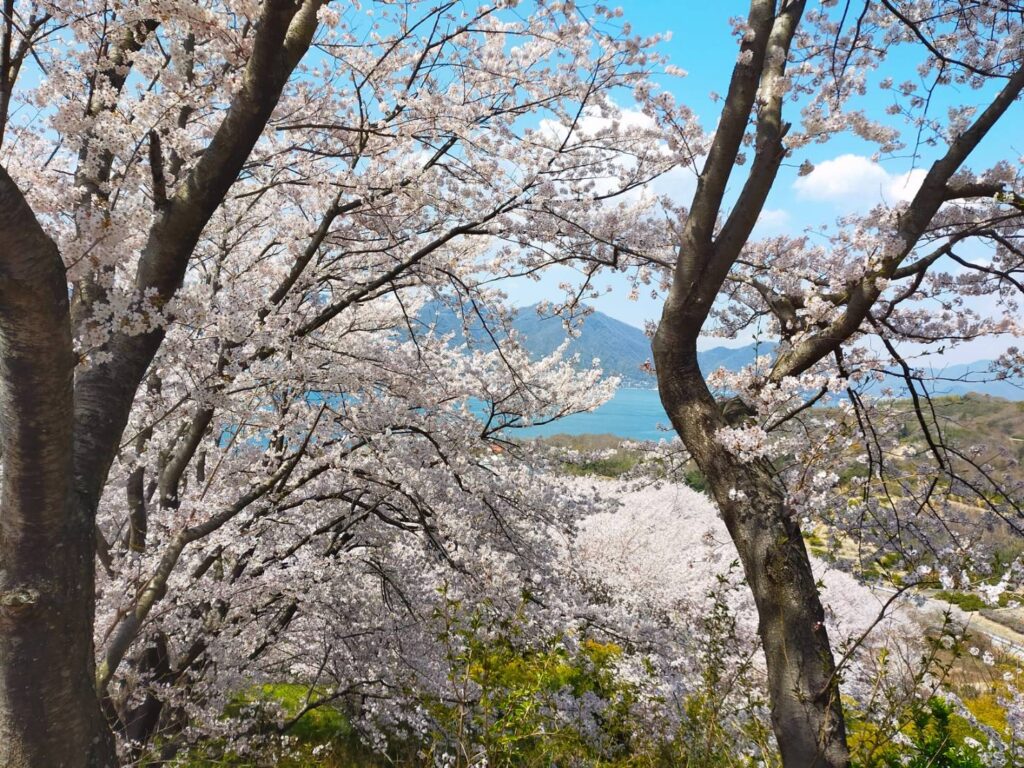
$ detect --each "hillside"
[510,307,653,386]
[511,306,786,386]
[883,362,1024,400]
[893,393,1024,467]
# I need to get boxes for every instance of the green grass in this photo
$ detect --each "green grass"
[560,451,640,478]
[936,590,988,612]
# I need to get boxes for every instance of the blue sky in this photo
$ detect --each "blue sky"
[504,1,1023,363]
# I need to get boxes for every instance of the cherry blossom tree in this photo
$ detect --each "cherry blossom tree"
[0,1,673,764]
[4,0,1020,764]
[460,1,1023,755]
[627,2,1024,766]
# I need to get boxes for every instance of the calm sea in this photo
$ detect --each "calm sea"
[515,388,675,441]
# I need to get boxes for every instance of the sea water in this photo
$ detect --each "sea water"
[514,388,674,441]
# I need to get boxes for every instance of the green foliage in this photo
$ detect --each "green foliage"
[987,542,1024,581]
[845,613,1018,768]
[169,586,1023,768]
[851,698,986,768]
[858,552,904,584]
[169,684,380,768]
[936,591,988,612]
[803,530,827,557]
[657,572,776,768]
[561,450,640,478]
[682,465,707,492]
[422,592,643,767]
[416,579,776,768]
[169,572,785,767]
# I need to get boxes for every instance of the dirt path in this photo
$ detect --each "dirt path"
[875,586,1024,659]
[959,611,1024,658]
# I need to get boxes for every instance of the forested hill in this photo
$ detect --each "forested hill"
[420,302,779,387]
[509,306,653,386]
[420,303,1024,399]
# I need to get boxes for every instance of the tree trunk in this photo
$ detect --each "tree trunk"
[653,328,850,768]
[0,167,117,766]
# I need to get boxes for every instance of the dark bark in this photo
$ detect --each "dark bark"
[652,327,849,767]
[121,634,172,754]
[0,166,116,767]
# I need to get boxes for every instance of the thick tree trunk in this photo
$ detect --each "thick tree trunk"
[653,328,850,768]
[0,168,117,766]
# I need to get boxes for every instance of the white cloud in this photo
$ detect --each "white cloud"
[537,104,658,147]
[754,208,790,235]
[540,105,697,208]
[643,163,698,206]
[793,154,926,207]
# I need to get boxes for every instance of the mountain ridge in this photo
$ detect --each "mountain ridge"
[421,302,1022,399]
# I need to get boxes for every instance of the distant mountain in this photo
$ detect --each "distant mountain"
[511,305,781,387]
[419,302,1022,399]
[509,307,654,386]
[419,301,646,384]
[419,302,774,387]
[697,342,778,377]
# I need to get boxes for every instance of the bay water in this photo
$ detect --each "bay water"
[515,388,674,441]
